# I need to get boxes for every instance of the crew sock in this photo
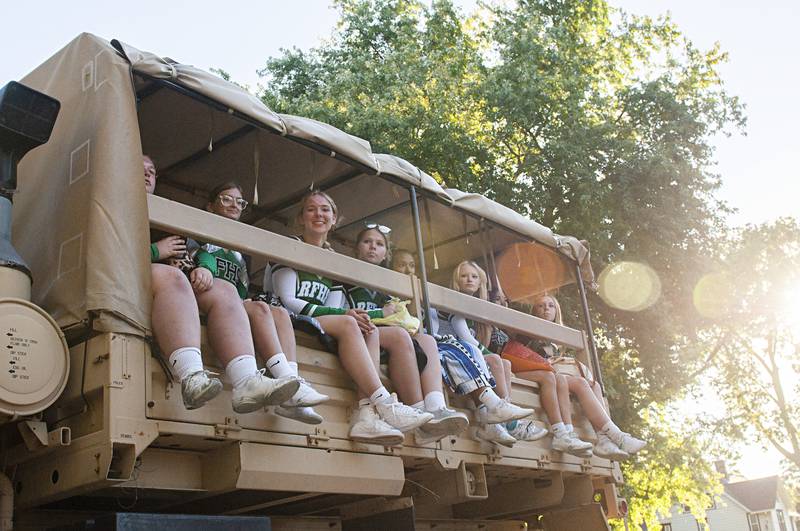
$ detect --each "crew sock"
[551,422,569,438]
[600,421,624,444]
[477,388,503,409]
[226,355,259,388]
[168,347,204,382]
[266,353,293,378]
[369,386,392,405]
[424,391,446,412]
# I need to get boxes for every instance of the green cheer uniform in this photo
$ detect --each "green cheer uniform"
[345,286,389,319]
[195,243,249,299]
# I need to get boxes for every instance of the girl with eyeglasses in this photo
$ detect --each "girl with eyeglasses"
[268,190,433,445]
[348,225,469,444]
[189,182,330,421]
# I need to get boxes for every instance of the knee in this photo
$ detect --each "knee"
[151,264,190,292]
[248,300,271,317]
[485,354,501,369]
[541,371,556,386]
[341,315,361,336]
[270,305,291,326]
[502,359,512,372]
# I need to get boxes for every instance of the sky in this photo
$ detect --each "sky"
[1,1,796,479]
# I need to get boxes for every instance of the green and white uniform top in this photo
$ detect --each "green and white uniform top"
[266,238,346,317]
[195,244,249,299]
[344,286,390,319]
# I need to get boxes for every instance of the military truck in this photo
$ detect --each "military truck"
[0,33,626,530]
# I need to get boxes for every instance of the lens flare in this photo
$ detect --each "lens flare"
[693,272,733,319]
[598,261,661,311]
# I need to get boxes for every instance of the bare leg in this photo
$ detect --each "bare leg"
[485,354,510,399]
[380,326,423,405]
[502,359,513,399]
[556,374,573,425]
[243,301,282,359]
[414,334,445,397]
[195,279,254,366]
[316,315,382,397]
[517,370,562,424]
[589,380,608,412]
[567,375,611,431]
[270,306,297,361]
[151,264,200,354]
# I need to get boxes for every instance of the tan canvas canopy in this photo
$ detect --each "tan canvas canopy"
[13,32,595,335]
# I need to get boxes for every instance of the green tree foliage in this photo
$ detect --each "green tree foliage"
[258,0,745,526]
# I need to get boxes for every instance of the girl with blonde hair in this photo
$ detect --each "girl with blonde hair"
[530,294,645,459]
[267,191,432,445]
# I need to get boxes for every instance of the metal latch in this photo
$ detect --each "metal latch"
[214,417,242,438]
[537,452,551,468]
[306,428,330,447]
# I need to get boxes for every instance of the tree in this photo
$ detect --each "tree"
[700,219,800,473]
[257,0,746,526]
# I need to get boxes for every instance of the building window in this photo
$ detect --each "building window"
[661,525,672,531]
[749,513,761,531]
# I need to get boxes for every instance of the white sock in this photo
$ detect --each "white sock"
[551,422,569,438]
[424,391,446,412]
[411,400,424,410]
[266,353,293,378]
[358,398,371,408]
[478,388,503,409]
[565,423,574,434]
[226,355,259,388]
[288,361,299,376]
[600,421,624,444]
[168,347,204,382]
[370,386,392,405]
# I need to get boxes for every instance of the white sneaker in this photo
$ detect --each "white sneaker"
[507,420,548,442]
[283,377,329,407]
[423,407,469,437]
[476,423,516,448]
[375,394,434,433]
[349,404,404,446]
[181,370,223,410]
[484,399,534,424]
[595,434,631,460]
[232,371,300,414]
[617,432,646,454]
[275,405,324,425]
[551,433,594,456]
[414,425,447,445]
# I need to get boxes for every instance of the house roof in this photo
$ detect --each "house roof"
[725,476,779,512]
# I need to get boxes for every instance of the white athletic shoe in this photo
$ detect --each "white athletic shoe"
[476,423,516,448]
[414,425,447,445]
[594,434,630,461]
[507,419,548,442]
[283,377,329,407]
[423,407,469,437]
[616,432,646,454]
[349,404,405,446]
[551,433,594,456]
[483,400,534,424]
[231,371,300,414]
[275,405,324,425]
[375,394,434,433]
[181,370,223,410]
